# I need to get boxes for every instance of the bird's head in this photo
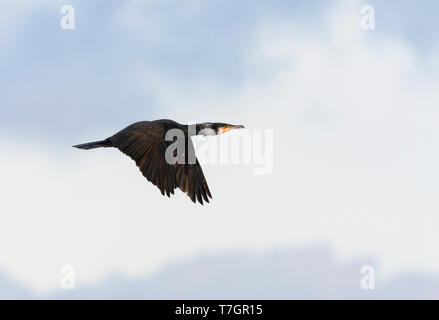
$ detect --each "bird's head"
[197,122,245,136]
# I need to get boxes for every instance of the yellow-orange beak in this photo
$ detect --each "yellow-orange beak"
[217,124,245,134]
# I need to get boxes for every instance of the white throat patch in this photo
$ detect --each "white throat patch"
[198,128,217,136]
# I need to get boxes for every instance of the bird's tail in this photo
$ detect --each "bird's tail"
[73,138,112,150]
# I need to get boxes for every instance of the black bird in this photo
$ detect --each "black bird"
[73,119,245,204]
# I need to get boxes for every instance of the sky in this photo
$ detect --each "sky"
[0,0,438,298]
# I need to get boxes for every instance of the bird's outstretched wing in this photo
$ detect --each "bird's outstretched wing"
[110,121,212,204]
[175,139,212,204]
[110,121,177,197]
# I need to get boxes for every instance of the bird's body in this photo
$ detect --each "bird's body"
[73,119,244,205]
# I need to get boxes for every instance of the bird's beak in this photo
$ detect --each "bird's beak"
[217,124,245,134]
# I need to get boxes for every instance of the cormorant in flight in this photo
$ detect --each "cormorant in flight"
[73,119,245,204]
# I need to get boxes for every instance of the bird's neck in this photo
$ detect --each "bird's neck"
[180,123,216,136]
[182,124,203,136]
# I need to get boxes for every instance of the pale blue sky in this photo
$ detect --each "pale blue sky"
[1,0,438,141]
